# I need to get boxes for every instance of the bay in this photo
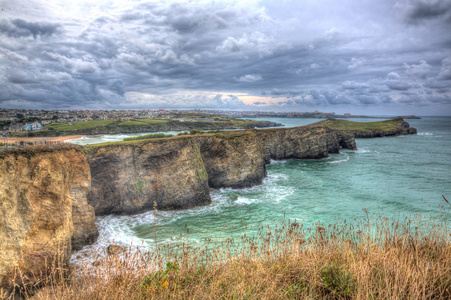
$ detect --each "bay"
[71,117,451,263]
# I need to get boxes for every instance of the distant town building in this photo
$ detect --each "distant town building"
[23,122,43,131]
[9,123,23,133]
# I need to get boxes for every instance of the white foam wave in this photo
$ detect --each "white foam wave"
[327,153,349,164]
[356,148,371,153]
[71,172,293,265]
[234,196,256,205]
[270,159,287,164]
[418,132,434,136]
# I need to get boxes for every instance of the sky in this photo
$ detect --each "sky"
[0,0,450,115]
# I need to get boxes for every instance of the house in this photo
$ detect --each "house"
[30,122,43,130]
[9,123,23,133]
[23,122,43,131]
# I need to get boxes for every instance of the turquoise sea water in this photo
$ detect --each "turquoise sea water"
[71,117,451,263]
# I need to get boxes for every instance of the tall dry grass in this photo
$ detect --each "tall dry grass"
[9,204,451,300]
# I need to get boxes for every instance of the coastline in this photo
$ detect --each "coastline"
[1,135,85,144]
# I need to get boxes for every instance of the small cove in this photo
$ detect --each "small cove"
[71,117,451,264]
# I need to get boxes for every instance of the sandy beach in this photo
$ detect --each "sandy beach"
[1,135,84,145]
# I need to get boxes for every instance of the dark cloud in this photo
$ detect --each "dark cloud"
[439,56,451,80]
[403,0,451,24]
[0,18,60,38]
[0,0,450,115]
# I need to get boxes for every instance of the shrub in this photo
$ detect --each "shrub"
[189,129,203,135]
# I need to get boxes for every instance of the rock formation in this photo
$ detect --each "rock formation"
[0,119,416,294]
[87,138,211,215]
[0,146,97,292]
[85,125,357,214]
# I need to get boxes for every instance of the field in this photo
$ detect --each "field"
[317,118,405,132]
[45,120,115,131]
[117,120,168,126]
[30,117,279,137]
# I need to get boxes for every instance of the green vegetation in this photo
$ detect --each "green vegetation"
[124,133,174,141]
[31,116,278,137]
[20,205,451,299]
[317,118,405,132]
[45,120,115,131]
[118,119,168,126]
[117,120,148,126]
[137,119,169,124]
[189,129,203,135]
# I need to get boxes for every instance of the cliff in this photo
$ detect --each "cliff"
[87,139,211,215]
[0,119,416,295]
[0,146,97,292]
[85,125,357,215]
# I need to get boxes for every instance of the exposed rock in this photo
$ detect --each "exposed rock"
[198,132,266,189]
[87,138,211,215]
[107,244,126,256]
[257,125,331,162]
[86,125,359,214]
[0,147,97,291]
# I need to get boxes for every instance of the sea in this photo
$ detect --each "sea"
[69,117,451,264]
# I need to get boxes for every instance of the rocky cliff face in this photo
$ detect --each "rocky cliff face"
[0,147,97,291]
[87,138,211,215]
[197,132,266,189]
[86,126,357,214]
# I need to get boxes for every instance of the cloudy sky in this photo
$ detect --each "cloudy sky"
[1,0,450,115]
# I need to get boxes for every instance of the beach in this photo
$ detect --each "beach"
[1,135,84,145]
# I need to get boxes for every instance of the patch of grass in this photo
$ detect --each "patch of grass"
[45,120,115,132]
[316,118,405,132]
[117,120,147,126]
[320,264,355,299]
[137,119,168,124]
[118,119,169,126]
[124,133,174,141]
[23,204,451,300]
[189,129,204,135]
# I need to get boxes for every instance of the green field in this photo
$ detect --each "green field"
[46,120,115,131]
[316,118,405,132]
[136,119,168,124]
[118,119,168,126]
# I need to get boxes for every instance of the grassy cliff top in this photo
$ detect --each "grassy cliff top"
[313,118,406,132]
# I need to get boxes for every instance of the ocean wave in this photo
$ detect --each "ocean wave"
[234,196,256,205]
[327,153,349,164]
[270,159,287,164]
[418,132,434,136]
[356,148,371,153]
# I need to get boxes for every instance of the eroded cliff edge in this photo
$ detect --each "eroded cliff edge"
[0,146,98,291]
[0,119,416,293]
[85,124,357,215]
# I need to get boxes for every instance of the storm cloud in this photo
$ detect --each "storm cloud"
[0,0,450,115]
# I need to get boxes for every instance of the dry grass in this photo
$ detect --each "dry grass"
[8,207,451,300]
